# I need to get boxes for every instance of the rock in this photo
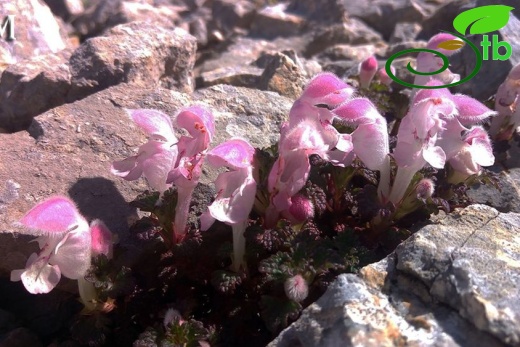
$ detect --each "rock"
[342,0,441,41]
[68,21,197,100]
[196,66,263,89]
[0,50,72,131]
[71,0,184,39]
[0,82,292,275]
[304,20,383,58]
[389,22,422,43]
[317,44,381,64]
[250,3,305,39]
[450,11,520,100]
[270,205,520,347]
[43,0,84,21]
[467,142,520,214]
[258,52,306,99]
[286,0,347,23]
[0,0,70,65]
[385,40,427,59]
[417,0,475,40]
[210,0,256,36]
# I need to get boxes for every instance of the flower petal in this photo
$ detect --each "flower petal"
[452,94,496,125]
[206,138,255,170]
[51,224,91,280]
[18,254,62,294]
[127,109,176,143]
[19,196,87,237]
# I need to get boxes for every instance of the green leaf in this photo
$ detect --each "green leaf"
[453,5,514,35]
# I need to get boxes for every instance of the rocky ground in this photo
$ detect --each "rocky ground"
[0,0,519,346]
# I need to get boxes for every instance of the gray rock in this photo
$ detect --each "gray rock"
[0,0,70,67]
[271,205,520,347]
[258,52,307,99]
[390,22,422,43]
[250,3,305,39]
[317,44,382,64]
[0,50,72,131]
[341,0,442,41]
[197,66,264,89]
[44,0,84,21]
[286,0,347,23]
[304,20,383,58]
[69,21,197,100]
[71,0,184,38]
[210,0,256,37]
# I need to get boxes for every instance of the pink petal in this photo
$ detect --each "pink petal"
[127,109,176,143]
[90,219,112,258]
[301,73,354,106]
[206,139,255,170]
[16,254,62,294]
[452,94,496,125]
[359,56,378,88]
[207,170,256,225]
[139,141,177,192]
[422,145,446,169]
[19,196,87,237]
[176,106,215,143]
[111,156,143,181]
[427,33,463,55]
[51,225,91,280]
[333,98,382,125]
[352,120,389,170]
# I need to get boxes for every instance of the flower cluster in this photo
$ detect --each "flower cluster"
[490,62,520,141]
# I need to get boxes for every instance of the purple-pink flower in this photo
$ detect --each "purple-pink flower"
[111,109,178,194]
[201,138,256,272]
[10,196,92,294]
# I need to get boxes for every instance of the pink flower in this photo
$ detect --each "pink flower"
[10,196,92,294]
[389,82,495,204]
[168,106,215,239]
[111,109,178,194]
[490,63,520,140]
[333,98,391,201]
[201,138,256,272]
[359,56,378,89]
[446,126,495,182]
[413,33,462,88]
[378,66,395,87]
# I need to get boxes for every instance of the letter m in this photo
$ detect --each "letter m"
[0,15,15,40]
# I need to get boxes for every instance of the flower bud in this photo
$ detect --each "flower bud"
[90,219,113,259]
[378,66,395,87]
[164,308,184,328]
[285,194,315,224]
[359,56,378,89]
[284,274,309,302]
[415,178,435,200]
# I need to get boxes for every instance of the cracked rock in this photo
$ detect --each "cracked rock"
[270,205,520,347]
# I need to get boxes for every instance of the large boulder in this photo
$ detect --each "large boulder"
[270,205,520,347]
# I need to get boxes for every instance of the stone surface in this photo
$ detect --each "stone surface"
[270,205,520,347]
[44,0,84,21]
[69,21,197,100]
[71,0,184,39]
[210,0,256,37]
[304,21,383,58]
[250,3,305,39]
[0,82,291,276]
[196,65,263,89]
[390,22,422,43]
[0,0,70,66]
[0,50,72,131]
[258,52,306,99]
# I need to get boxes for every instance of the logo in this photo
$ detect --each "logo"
[386,5,514,89]
[0,15,15,41]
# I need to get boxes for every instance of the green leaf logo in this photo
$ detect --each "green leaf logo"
[453,5,514,35]
[437,39,465,51]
